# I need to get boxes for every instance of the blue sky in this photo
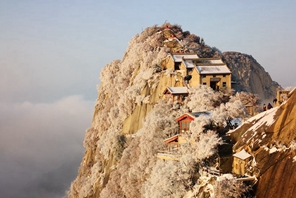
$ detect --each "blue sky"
[1,1,295,197]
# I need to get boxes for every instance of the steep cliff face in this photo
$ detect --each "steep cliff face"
[68,23,285,198]
[231,88,296,198]
[68,25,168,197]
[223,52,280,100]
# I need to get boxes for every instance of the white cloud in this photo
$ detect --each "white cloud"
[0,95,94,198]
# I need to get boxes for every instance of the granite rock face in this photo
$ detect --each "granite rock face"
[223,52,281,100]
[232,89,296,198]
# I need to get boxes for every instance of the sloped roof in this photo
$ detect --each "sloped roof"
[163,87,188,94]
[196,58,223,64]
[183,60,195,68]
[207,59,223,64]
[196,64,231,74]
[164,134,179,144]
[172,53,199,62]
[233,149,252,160]
[176,111,211,122]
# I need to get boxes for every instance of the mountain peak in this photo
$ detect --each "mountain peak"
[67,23,289,198]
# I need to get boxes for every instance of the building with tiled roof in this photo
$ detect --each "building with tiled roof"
[161,53,232,91]
[163,87,188,102]
[180,57,232,90]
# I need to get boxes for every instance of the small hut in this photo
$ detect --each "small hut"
[163,87,188,102]
[232,149,252,175]
[157,134,181,161]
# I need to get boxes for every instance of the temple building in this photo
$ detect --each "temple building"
[162,53,232,91]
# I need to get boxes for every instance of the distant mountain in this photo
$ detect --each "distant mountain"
[67,23,290,198]
[223,52,280,100]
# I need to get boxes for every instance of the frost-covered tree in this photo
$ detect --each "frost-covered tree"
[100,100,180,197]
[180,115,222,162]
[211,100,246,131]
[143,160,192,198]
[185,85,223,112]
[230,91,261,114]
[213,174,251,198]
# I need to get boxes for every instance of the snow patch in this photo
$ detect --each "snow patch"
[247,107,278,132]
[217,174,234,181]
[263,145,269,151]
[290,140,296,150]
[269,147,277,154]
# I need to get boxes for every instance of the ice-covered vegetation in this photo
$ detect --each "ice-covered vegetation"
[214,174,251,198]
[68,23,255,198]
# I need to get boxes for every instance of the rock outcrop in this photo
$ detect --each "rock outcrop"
[231,88,296,198]
[223,52,280,100]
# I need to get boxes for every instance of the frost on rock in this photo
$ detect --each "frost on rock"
[290,140,296,150]
[247,106,279,131]
[213,174,251,198]
[269,146,277,154]
[293,156,296,163]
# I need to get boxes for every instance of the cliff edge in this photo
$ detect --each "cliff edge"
[231,88,296,198]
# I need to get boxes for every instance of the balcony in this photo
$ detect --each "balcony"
[157,151,181,161]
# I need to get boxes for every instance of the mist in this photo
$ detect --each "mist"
[0,95,94,198]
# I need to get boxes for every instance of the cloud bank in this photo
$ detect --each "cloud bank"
[0,95,94,198]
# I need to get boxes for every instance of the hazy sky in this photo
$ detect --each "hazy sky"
[1,1,296,197]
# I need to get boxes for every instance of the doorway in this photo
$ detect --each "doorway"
[210,78,221,91]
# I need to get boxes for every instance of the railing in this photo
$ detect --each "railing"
[202,167,221,176]
[157,150,180,155]
[157,151,181,161]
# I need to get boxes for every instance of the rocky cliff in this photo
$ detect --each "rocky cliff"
[68,23,287,198]
[223,52,280,100]
[231,88,296,198]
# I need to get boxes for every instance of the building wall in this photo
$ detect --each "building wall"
[163,56,175,70]
[179,61,186,71]
[163,94,187,102]
[276,90,290,106]
[227,74,232,89]
[187,69,231,90]
[200,73,231,90]
[189,69,200,87]
[178,136,187,144]
[178,117,192,132]
[232,157,249,175]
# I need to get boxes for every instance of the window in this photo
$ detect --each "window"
[213,74,216,77]
[175,62,181,70]
[223,82,226,87]
[180,120,191,131]
[203,82,207,85]
[187,68,193,74]
[223,74,226,77]
[202,74,206,78]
